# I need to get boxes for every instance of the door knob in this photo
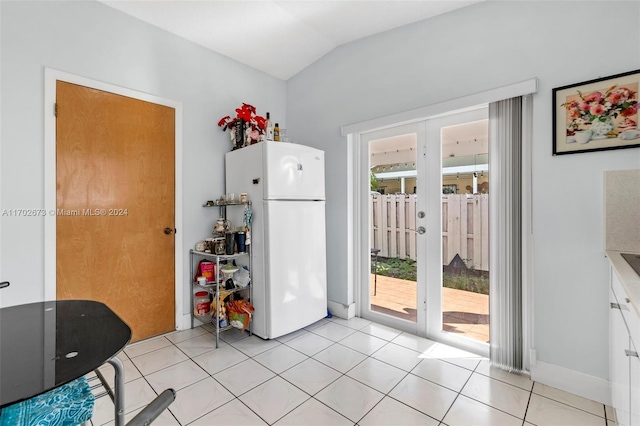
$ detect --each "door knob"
[408,227,426,234]
[164,228,175,235]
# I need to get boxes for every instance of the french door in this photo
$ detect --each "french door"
[359,122,427,336]
[358,107,490,356]
[425,108,489,356]
[359,122,426,335]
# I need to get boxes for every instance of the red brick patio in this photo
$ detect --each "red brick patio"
[370,274,489,343]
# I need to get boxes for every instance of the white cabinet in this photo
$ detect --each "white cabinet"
[611,283,631,425]
[610,267,640,426]
[631,338,640,426]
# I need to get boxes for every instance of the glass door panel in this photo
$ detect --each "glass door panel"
[425,107,490,355]
[360,123,425,335]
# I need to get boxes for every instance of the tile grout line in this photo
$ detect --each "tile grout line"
[521,383,534,426]
[273,329,470,424]
[236,320,388,425]
[168,330,264,425]
[118,324,610,426]
[246,328,405,424]
[103,329,252,425]
[134,329,457,425]
[436,357,479,424]
[120,331,227,425]
[217,333,345,425]
[530,390,611,421]
[350,341,413,425]
[241,334,347,425]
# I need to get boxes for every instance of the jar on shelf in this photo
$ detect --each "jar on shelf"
[213,217,231,235]
[194,291,211,316]
[240,193,248,203]
[204,237,215,253]
[213,236,226,255]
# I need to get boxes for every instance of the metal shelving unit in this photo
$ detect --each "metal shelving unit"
[190,250,252,348]
[190,201,253,348]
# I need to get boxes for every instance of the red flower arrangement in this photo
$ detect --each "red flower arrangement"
[218,103,266,147]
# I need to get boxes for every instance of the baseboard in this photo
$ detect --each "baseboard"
[327,300,355,319]
[530,360,611,405]
[178,313,192,331]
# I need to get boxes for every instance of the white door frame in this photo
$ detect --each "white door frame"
[345,78,537,364]
[357,122,426,336]
[424,108,489,357]
[43,68,184,330]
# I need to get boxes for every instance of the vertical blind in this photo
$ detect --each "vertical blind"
[489,97,523,372]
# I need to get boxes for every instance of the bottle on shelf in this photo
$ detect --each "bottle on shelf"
[265,112,274,141]
[274,123,280,141]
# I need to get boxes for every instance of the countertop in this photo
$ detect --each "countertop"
[607,249,640,317]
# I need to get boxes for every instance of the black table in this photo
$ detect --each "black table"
[0,300,131,425]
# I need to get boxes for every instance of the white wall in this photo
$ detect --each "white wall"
[286,0,640,386]
[0,1,286,318]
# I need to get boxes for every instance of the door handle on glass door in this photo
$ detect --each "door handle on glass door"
[408,227,426,234]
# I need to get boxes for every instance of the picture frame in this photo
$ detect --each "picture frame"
[552,69,640,155]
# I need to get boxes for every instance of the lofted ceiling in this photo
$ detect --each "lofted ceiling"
[99,0,481,80]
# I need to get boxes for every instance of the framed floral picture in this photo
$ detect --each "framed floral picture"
[553,69,640,155]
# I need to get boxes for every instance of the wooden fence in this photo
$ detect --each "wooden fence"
[370,194,489,271]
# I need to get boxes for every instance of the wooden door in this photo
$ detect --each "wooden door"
[56,81,175,342]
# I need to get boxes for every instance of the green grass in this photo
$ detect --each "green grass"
[373,257,416,281]
[373,257,489,295]
[443,273,489,295]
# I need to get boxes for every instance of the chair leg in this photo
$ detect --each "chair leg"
[108,356,126,426]
[126,389,176,426]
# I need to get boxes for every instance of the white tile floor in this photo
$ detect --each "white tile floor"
[87,317,616,426]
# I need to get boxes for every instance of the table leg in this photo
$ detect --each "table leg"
[108,356,125,426]
[373,253,378,296]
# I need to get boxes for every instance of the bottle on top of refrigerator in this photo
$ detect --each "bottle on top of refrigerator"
[265,112,273,141]
[274,123,280,141]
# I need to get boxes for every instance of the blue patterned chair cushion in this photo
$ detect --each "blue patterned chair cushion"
[0,376,94,426]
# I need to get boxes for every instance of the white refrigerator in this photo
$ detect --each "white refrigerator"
[225,142,327,339]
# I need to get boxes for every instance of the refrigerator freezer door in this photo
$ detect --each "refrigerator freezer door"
[263,142,325,201]
[225,143,264,210]
[264,200,327,338]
